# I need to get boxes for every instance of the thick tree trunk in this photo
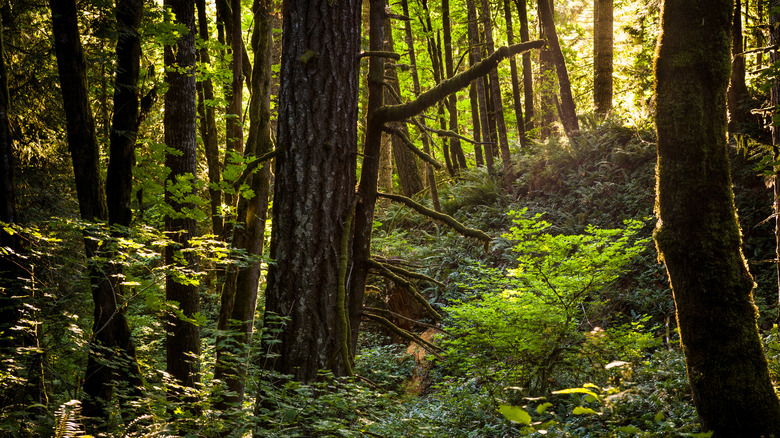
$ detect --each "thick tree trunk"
[593,0,613,116]
[538,0,579,137]
[468,0,494,173]
[263,0,360,381]
[504,0,526,146]
[163,0,201,405]
[50,0,142,428]
[654,0,780,435]
[213,0,272,425]
[727,0,751,133]
[401,0,441,211]
[196,0,224,237]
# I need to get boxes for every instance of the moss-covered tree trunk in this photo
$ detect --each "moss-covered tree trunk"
[654,1,780,435]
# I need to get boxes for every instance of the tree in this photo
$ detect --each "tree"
[593,0,613,115]
[504,0,527,145]
[515,0,535,134]
[538,0,579,137]
[50,0,143,428]
[654,0,780,435]
[163,0,200,402]
[727,0,751,133]
[262,0,361,381]
[468,0,495,172]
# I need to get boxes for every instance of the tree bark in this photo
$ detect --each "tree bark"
[442,0,468,170]
[401,0,441,211]
[538,0,579,137]
[654,0,780,435]
[515,0,535,134]
[163,0,201,405]
[196,0,224,237]
[213,0,273,424]
[468,0,494,173]
[504,0,527,146]
[593,0,613,116]
[263,0,360,381]
[770,0,780,325]
[51,0,143,428]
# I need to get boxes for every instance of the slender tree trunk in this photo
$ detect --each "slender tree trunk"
[654,0,780,435]
[516,0,535,134]
[481,0,514,183]
[504,0,527,146]
[469,80,484,166]
[263,0,360,381]
[196,0,224,237]
[593,0,613,116]
[213,0,273,426]
[770,0,780,325]
[538,0,579,137]
[163,0,200,407]
[442,0,468,170]
[727,0,751,132]
[402,0,441,210]
[468,0,495,173]
[384,19,424,196]
[50,0,142,429]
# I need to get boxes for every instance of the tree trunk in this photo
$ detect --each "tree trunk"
[50,0,142,429]
[468,0,494,173]
[384,19,424,197]
[593,0,613,116]
[263,0,360,381]
[163,0,201,405]
[504,0,527,146]
[538,0,579,137]
[727,0,751,133]
[196,0,224,237]
[401,0,441,211]
[213,0,273,426]
[654,0,780,435]
[442,0,468,170]
[770,0,780,325]
[481,0,514,184]
[516,0,535,134]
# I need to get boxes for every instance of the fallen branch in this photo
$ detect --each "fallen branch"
[362,312,443,357]
[367,259,442,322]
[420,124,491,145]
[377,192,492,244]
[232,149,277,190]
[382,125,442,169]
[369,257,445,288]
[364,306,453,336]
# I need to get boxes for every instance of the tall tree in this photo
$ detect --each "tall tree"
[442,0,468,170]
[727,0,751,132]
[50,0,143,428]
[262,0,361,381]
[770,0,780,324]
[213,0,273,427]
[515,0,535,134]
[654,0,780,435]
[163,0,201,403]
[504,0,526,145]
[468,0,495,173]
[538,0,579,137]
[593,0,613,115]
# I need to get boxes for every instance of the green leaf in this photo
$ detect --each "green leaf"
[498,404,532,425]
[552,387,600,401]
[679,433,713,438]
[536,402,553,414]
[572,406,600,415]
[615,426,642,433]
[654,411,665,422]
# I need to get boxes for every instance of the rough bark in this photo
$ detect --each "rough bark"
[263,0,360,381]
[538,0,579,137]
[213,0,273,424]
[654,0,780,435]
[593,0,613,116]
[727,0,751,132]
[163,0,200,402]
[771,0,780,325]
[401,0,440,211]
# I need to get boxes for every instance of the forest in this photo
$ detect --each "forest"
[2,0,780,436]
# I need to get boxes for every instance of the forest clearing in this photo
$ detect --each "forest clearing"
[3,0,780,436]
